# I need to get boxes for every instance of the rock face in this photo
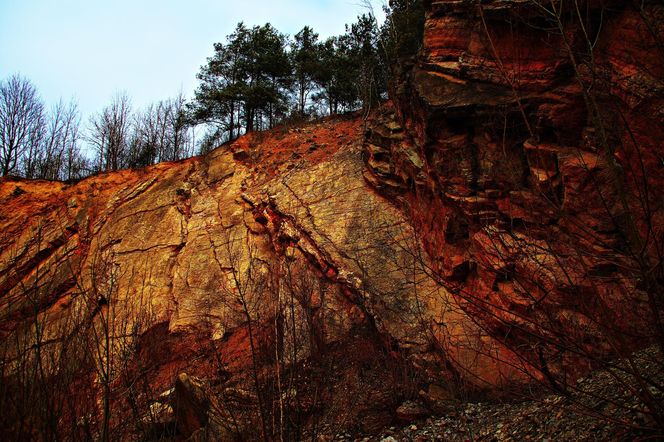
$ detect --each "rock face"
[366,0,664,384]
[1,1,662,439]
[0,116,502,439]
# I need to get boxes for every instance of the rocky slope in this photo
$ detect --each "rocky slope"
[1,0,663,440]
[375,346,663,441]
[0,114,513,439]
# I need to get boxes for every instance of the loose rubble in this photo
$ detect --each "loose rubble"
[371,347,663,441]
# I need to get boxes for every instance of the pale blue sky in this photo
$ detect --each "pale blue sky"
[0,0,383,119]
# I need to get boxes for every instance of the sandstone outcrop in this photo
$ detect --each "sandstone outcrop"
[365,0,664,383]
[1,0,662,439]
[0,115,509,438]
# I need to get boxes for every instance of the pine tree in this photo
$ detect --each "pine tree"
[344,14,385,113]
[193,23,250,141]
[380,0,425,75]
[292,26,320,116]
[194,23,291,137]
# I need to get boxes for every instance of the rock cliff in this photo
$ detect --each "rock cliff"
[365,0,664,385]
[1,115,508,438]
[1,0,663,439]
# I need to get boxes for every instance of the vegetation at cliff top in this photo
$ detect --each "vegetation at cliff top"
[0,1,424,180]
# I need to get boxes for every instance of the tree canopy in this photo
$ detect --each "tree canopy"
[192,13,392,146]
[1,2,425,177]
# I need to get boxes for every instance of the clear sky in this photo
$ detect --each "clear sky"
[0,0,383,120]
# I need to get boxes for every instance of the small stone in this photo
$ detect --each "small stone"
[396,400,429,422]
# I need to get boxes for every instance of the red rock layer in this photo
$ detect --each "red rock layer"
[366,0,664,382]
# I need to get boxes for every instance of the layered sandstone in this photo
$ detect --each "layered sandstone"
[1,0,663,439]
[1,114,518,438]
[366,0,664,382]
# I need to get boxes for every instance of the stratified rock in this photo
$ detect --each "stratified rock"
[367,0,664,387]
[1,2,662,439]
[0,115,492,438]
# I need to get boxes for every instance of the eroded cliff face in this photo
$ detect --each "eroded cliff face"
[365,0,664,383]
[1,114,514,438]
[1,1,663,439]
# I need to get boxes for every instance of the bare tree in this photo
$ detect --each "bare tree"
[168,91,193,162]
[128,103,161,167]
[0,75,45,176]
[36,100,81,180]
[62,132,89,181]
[128,93,193,168]
[89,93,132,172]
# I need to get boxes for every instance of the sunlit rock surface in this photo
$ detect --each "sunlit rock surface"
[1,0,662,438]
[1,113,519,439]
